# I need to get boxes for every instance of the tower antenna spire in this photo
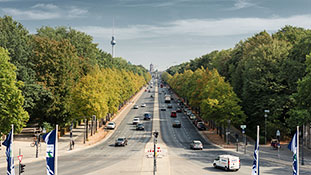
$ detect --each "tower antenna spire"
[111,17,116,58]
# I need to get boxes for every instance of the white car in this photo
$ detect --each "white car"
[186,111,192,116]
[189,114,196,120]
[132,117,140,125]
[213,155,240,171]
[107,122,116,129]
[141,103,146,107]
[190,140,203,150]
[133,105,139,109]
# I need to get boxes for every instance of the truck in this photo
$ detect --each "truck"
[164,95,171,103]
[213,155,240,171]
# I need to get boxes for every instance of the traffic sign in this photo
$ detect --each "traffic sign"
[264,110,270,113]
[17,155,23,162]
[240,125,246,129]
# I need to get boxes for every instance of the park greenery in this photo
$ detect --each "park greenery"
[0,16,151,134]
[165,26,311,139]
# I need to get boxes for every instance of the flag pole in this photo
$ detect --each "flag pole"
[55,124,58,175]
[11,124,14,175]
[257,125,259,175]
[297,125,299,175]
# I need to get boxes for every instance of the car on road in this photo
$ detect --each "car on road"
[186,111,192,116]
[167,104,173,108]
[193,118,203,125]
[190,140,203,150]
[197,122,206,130]
[171,111,177,118]
[133,105,139,109]
[115,137,128,146]
[176,108,182,113]
[144,112,152,120]
[106,122,116,130]
[160,106,166,111]
[136,123,145,130]
[141,103,146,107]
[189,114,196,120]
[213,155,240,171]
[172,120,181,128]
[133,117,140,125]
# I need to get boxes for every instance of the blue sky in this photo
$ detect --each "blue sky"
[1,0,311,70]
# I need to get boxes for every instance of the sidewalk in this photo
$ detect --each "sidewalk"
[200,126,311,170]
[0,87,146,169]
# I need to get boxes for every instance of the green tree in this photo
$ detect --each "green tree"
[0,47,29,134]
[36,26,100,75]
[30,36,80,126]
[0,16,41,119]
[288,53,311,128]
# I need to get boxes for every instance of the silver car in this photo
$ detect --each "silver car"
[133,117,140,125]
[190,140,203,150]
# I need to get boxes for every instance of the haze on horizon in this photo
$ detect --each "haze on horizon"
[0,0,310,70]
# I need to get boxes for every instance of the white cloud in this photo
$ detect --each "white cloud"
[32,4,59,10]
[76,14,311,41]
[234,0,254,9]
[2,8,61,20]
[1,4,87,20]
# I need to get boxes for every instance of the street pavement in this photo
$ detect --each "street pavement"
[0,78,311,175]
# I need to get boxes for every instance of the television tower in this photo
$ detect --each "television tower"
[111,18,116,58]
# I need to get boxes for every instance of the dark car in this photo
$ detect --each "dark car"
[171,111,177,118]
[136,123,145,130]
[176,108,182,113]
[197,122,206,131]
[144,113,152,120]
[115,137,128,146]
[172,120,181,128]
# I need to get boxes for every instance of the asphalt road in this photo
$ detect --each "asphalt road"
[2,78,310,175]
[157,81,311,175]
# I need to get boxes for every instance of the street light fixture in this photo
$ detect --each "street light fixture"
[264,109,270,145]
[227,119,231,145]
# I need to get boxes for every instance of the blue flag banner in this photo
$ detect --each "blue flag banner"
[288,132,298,175]
[2,130,15,175]
[251,139,259,175]
[43,129,56,175]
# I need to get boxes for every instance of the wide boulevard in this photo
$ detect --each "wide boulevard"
[1,78,310,175]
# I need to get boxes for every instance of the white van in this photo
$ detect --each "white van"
[213,155,240,171]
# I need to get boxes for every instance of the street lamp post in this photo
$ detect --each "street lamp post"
[70,122,73,150]
[227,120,231,145]
[264,109,270,145]
[153,131,159,175]
[301,127,305,165]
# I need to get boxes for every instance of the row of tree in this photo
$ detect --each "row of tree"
[166,26,311,139]
[0,16,151,134]
[162,69,245,128]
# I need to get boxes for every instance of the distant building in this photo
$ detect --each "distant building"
[150,63,154,72]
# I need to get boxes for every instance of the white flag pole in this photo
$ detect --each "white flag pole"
[257,125,259,175]
[55,124,58,175]
[297,125,299,175]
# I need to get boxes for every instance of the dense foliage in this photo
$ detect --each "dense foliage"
[166,26,311,138]
[0,47,29,134]
[163,68,245,127]
[0,16,150,134]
